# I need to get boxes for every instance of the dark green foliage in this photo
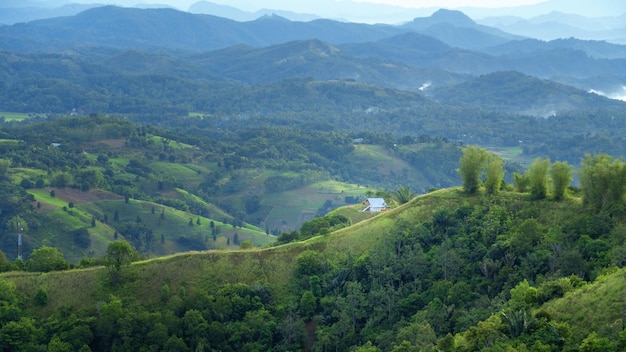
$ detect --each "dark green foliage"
[117,222,153,253]
[24,246,69,272]
[393,185,416,204]
[104,241,135,285]
[278,213,352,243]
[295,250,326,281]
[0,253,12,273]
[72,228,91,249]
[34,288,47,306]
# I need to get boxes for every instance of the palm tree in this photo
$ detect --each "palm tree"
[393,185,415,204]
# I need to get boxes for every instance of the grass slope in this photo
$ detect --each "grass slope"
[543,268,626,342]
[26,187,272,262]
[1,189,484,313]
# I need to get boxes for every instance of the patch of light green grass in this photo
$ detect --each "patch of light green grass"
[0,112,32,121]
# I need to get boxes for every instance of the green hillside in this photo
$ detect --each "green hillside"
[4,173,626,350]
[0,115,466,263]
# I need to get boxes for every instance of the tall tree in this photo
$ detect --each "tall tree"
[393,186,416,205]
[104,240,135,285]
[579,153,626,211]
[528,158,551,200]
[513,172,530,193]
[484,153,505,195]
[0,159,10,178]
[457,146,486,194]
[549,161,573,201]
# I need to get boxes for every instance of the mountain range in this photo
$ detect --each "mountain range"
[1,0,625,42]
[1,5,624,99]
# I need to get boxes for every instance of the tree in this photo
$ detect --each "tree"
[240,240,253,249]
[25,246,69,272]
[0,250,13,272]
[6,216,28,234]
[457,146,486,194]
[484,153,504,195]
[104,240,135,285]
[355,341,382,352]
[580,331,614,352]
[299,290,317,320]
[51,172,72,188]
[513,172,530,192]
[550,161,573,200]
[528,158,550,200]
[0,158,10,177]
[579,154,626,211]
[393,186,416,205]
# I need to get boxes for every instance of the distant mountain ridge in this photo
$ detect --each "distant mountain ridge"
[0,6,404,52]
[0,5,620,57]
[479,11,626,44]
[188,0,320,22]
[0,5,625,108]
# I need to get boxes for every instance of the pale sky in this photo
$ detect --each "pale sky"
[66,0,625,20]
[138,0,545,11]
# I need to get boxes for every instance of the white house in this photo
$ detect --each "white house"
[362,198,387,212]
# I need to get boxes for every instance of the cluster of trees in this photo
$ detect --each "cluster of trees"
[280,192,626,351]
[457,146,573,200]
[0,277,295,351]
[276,214,352,245]
[457,146,626,216]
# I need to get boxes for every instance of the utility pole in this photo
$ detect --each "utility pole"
[17,222,23,260]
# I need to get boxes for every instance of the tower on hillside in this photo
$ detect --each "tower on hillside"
[17,222,23,260]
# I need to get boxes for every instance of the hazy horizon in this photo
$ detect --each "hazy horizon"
[38,0,626,23]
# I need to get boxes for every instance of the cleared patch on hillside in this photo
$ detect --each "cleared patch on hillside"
[31,188,123,205]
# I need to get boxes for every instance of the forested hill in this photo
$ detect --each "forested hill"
[432,71,626,115]
[4,150,626,350]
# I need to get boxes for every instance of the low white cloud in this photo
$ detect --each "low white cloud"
[590,86,626,102]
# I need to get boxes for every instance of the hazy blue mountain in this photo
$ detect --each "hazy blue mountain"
[0,6,404,52]
[0,6,523,53]
[401,9,524,49]
[461,0,625,19]
[188,1,319,22]
[340,32,504,78]
[479,11,626,44]
[0,3,99,25]
[184,39,455,89]
[483,38,626,60]
[340,33,626,81]
[0,5,624,96]
[433,71,626,115]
